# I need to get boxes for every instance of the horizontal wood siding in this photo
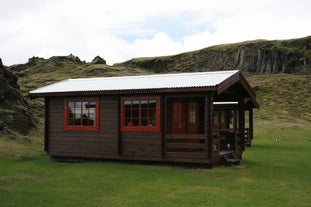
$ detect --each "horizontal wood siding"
[120,132,162,160]
[164,134,208,161]
[48,96,119,158]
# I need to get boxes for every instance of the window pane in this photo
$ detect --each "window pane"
[74,102,81,120]
[141,119,148,126]
[89,108,95,115]
[189,102,196,124]
[149,100,156,108]
[149,109,156,118]
[82,118,89,126]
[75,112,81,119]
[148,118,156,126]
[90,119,95,126]
[68,102,74,118]
[89,102,96,108]
[68,102,75,109]
[124,101,131,109]
[124,109,131,118]
[75,118,81,125]
[68,110,74,119]
[82,109,88,118]
[141,109,148,117]
[75,102,81,109]
[132,109,139,118]
[141,100,148,109]
[125,119,132,126]
[132,119,139,126]
[82,102,88,109]
[68,118,74,125]
[132,100,139,109]
[89,113,95,120]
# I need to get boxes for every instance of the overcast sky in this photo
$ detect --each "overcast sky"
[0,0,310,66]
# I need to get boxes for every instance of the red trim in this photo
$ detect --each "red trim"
[64,97,100,131]
[120,96,161,132]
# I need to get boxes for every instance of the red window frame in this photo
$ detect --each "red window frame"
[64,98,100,131]
[120,97,161,132]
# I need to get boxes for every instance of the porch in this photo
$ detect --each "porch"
[163,131,248,164]
[161,95,254,165]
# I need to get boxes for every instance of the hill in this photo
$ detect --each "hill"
[0,58,34,135]
[116,36,311,74]
[247,73,311,122]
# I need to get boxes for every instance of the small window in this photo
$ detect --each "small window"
[64,98,99,131]
[120,97,160,132]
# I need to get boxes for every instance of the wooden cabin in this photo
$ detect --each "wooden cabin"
[30,70,259,166]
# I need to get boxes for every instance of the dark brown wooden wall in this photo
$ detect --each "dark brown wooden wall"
[120,132,162,160]
[47,96,119,159]
[45,92,244,164]
[47,96,163,161]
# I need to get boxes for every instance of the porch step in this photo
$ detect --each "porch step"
[222,152,240,165]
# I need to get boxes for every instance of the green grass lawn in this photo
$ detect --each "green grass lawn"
[1,120,310,207]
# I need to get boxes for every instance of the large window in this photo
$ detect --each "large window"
[64,98,99,131]
[120,97,160,132]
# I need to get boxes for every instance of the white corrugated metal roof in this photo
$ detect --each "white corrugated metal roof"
[30,70,239,95]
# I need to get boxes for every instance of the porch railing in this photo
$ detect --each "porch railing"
[164,134,207,159]
[164,133,223,160]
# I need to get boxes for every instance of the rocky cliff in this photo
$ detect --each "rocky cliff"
[117,36,311,74]
[0,58,34,135]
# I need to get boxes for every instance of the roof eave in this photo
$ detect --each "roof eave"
[29,86,218,98]
[216,71,259,108]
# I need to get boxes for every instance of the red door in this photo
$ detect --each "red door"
[171,101,184,134]
[170,100,200,134]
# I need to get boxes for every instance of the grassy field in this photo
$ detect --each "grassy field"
[1,71,310,206]
[1,119,310,207]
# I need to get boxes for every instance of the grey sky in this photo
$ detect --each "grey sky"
[0,0,310,66]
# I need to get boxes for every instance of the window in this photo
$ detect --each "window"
[120,97,160,132]
[64,98,99,131]
[189,102,197,124]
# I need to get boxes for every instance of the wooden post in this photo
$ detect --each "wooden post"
[249,108,253,141]
[205,93,214,159]
[117,96,121,156]
[161,95,166,158]
[238,97,245,151]
[234,108,238,131]
[44,98,49,152]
